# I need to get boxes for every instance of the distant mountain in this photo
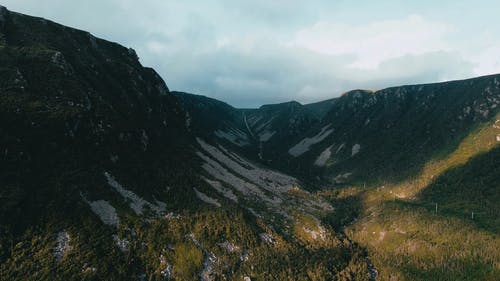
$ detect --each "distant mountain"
[176,77,500,187]
[174,91,335,176]
[1,5,499,281]
[294,78,500,184]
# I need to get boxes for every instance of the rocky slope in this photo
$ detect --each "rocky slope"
[176,75,500,188]
[0,6,371,281]
[173,59,500,281]
[1,5,499,281]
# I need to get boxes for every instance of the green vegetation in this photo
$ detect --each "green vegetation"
[1,5,499,281]
[336,116,500,280]
[170,243,203,279]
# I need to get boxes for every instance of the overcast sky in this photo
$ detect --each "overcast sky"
[2,1,500,107]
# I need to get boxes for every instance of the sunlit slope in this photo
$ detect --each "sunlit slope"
[341,114,500,281]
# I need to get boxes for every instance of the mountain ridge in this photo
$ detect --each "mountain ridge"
[0,5,499,281]
[175,72,500,187]
[0,6,373,280]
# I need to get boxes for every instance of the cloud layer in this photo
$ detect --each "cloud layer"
[2,0,499,107]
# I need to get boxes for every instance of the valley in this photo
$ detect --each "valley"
[0,5,499,281]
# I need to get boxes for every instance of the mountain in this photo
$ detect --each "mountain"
[1,5,499,281]
[173,76,500,281]
[0,3,197,223]
[0,6,371,281]
[174,92,335,184]
[289,79,500,185]
[176,78,500,187]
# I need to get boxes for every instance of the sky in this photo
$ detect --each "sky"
[2,0,500,108]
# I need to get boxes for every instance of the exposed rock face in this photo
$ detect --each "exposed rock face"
[314,145,332,167]
[334,173,353,184]
[259,233,276,245]
[112,235,130,253]
[351,144,361,156]
[194,187,221,207]
[82,198,120,227]
[104,172,167,216]
[218,241,240,253]
[53,231,72,262]
[50,51,74,75]
[288,125,333,157]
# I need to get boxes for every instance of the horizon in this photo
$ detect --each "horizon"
[2,0,500,107]
[177,72,500,109]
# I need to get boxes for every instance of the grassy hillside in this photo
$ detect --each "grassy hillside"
[282,78,500,188]
[328,114,500,280]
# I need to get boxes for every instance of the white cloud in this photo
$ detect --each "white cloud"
[1,1,499,107]
[291,15,452,69]
[471,46,500,76]
[151,16,472,106]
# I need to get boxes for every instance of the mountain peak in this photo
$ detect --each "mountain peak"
[341,89,374,97]
[259,100,302,110]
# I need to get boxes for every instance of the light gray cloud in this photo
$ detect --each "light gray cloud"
[1,0,499,107]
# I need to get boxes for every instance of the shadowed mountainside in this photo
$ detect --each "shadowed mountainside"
[0,6,373,280]
[175,75,500,190]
